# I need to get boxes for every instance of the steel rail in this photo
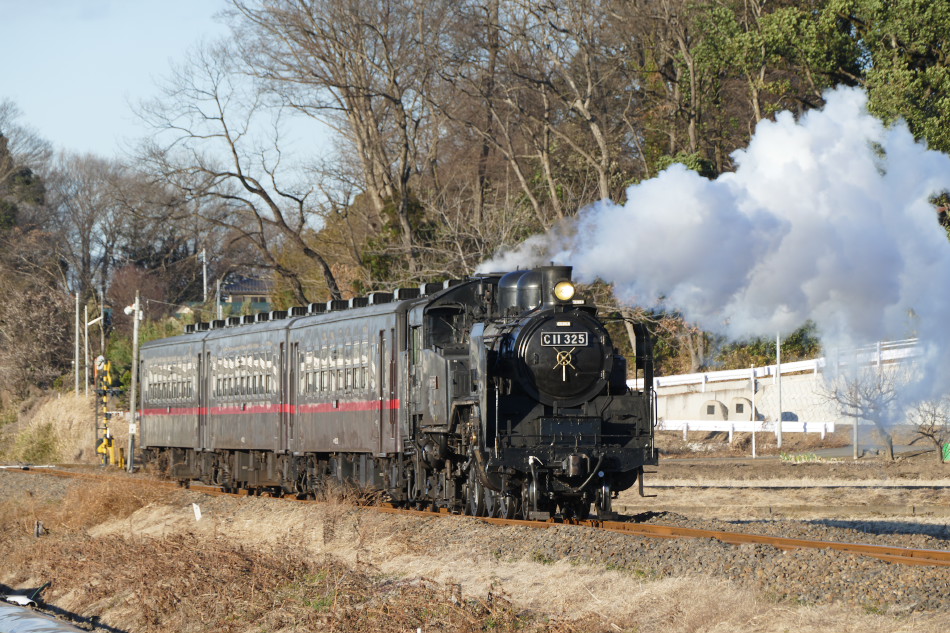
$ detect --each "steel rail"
[5,465,949,567]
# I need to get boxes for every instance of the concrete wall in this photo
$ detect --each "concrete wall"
[652,371,847,425]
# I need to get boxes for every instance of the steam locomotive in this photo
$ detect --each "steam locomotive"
[139,265,657,519]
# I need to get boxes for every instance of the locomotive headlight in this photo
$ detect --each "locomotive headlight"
[553,281,575,302]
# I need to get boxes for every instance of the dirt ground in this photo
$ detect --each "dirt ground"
[618,429,950,519]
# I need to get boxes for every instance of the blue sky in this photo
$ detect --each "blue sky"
[1,0,232,158]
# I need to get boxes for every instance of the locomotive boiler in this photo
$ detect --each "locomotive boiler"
[139,265,657,519]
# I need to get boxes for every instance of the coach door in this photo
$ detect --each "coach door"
[198,350,209,451]
[377,330,386,455]
[377,329,398,455]
[279,342,296,453]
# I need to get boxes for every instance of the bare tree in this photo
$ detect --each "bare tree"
[138,43,343,303]
[824,365,902,461]
[45,154,128,303]
[907,398,950,464]
[0,228,72,395]
[231,0,453,274]
[0,99,52,186]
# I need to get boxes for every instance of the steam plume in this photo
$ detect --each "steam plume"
[479,87,950,399]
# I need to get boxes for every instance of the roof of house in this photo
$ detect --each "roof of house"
[222,275,274,295]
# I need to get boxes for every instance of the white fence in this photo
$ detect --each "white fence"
[656,419,835,442]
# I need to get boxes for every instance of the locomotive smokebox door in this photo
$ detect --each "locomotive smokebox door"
[512,313,612,407]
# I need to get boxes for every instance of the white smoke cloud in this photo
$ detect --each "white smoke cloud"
[479,87,950,399]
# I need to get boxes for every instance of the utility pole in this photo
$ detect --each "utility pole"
[201,248,208,303]
[84,309,104,398]
[776,332,782,450]
[126,291,141,472]
[74,293,80,396]
[750,365,757,459]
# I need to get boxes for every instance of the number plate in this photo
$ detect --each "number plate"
[541,331,589,347]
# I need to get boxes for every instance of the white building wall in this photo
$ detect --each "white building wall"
[627,339,919,433]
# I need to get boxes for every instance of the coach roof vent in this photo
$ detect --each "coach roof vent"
[290,306,307,316]
[349,297,369,308]
[185,324,196,334]
[255,312,271,322]
[420,281,443,295]
[308,302,327,314]
[394,287,420,300]
[211,319,227,329]
[368,292,392,304]
[196,322,210,331]
[327,299,349,311]
[270,310,288,320]
[227,316,242,327]
[242,314,256,324]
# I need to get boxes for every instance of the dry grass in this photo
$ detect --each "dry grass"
[0,479,172,538]
[0,393,99,464]
[3,533,551,632]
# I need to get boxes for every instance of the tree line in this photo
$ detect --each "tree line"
[1,0,948,395]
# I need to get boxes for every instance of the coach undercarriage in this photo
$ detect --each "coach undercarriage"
[146,437,640,520]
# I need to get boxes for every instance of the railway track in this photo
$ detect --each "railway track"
[5,465,949,567]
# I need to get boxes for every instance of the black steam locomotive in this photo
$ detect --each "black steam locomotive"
[139,265,657,519]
